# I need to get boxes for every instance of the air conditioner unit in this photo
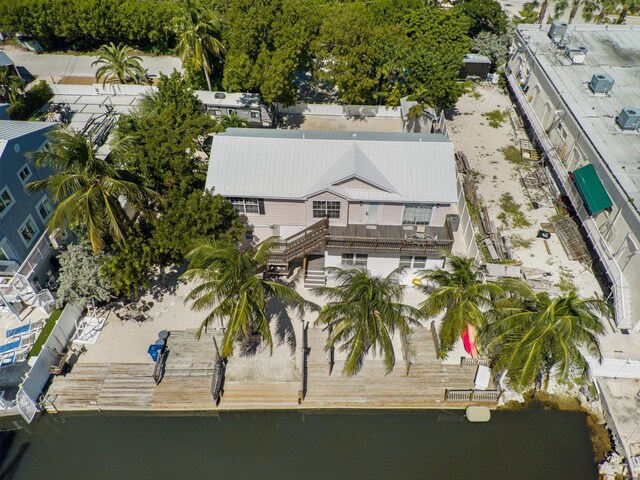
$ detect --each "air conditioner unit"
[588,73,614,94]
[616,108,640,131]
[49,228,66,249]
[548,22,568,43]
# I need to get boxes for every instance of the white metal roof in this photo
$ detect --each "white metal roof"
[207,129,458,203]
[196,91,264,108]
[0,120,54,140]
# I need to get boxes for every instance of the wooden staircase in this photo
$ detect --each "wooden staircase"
[268,218,329,268]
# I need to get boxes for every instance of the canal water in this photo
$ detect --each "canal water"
[0,408,596,480]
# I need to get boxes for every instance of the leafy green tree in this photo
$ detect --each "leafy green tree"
[92,42,147,85]
[150,190,245,271]
[221,0,323,105]
[56,239,112,308]
[455,0,508,36]
[518,2,541,22]
[26,129,161,253]
[172,0,225,91]
[0,67,25,103]
[582,0,618,22]
[482,280,611,391]
[314,267,421,376]
[403,7,472,109]
[419,255,502,358]
[471,31,508,70]
[101,222,155,298]
[182,239,306,358]
[116,71,215,196]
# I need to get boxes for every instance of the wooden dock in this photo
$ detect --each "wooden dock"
[47,327,482,412]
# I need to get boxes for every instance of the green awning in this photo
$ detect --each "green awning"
[572,164,612,215]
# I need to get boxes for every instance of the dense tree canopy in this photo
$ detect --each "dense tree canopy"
[1,0,505,107]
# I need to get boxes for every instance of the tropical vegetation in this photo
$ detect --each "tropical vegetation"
[26,129,161,253]
[482,279,610,391]
[92,42,147,85]
[314,267,421,376]
[0,67,25,103]
[171,0,225,91]
[419,255,503,358]
[183,239,305,358]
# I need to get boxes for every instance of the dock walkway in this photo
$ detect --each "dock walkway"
[47,327,481,411]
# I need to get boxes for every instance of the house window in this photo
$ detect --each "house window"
[0,247,8,262]
[227,109,235,116]
[208,108,222,118]
[18,215,39,247]
[402,204,434,225]
[18,164,32,184]
[250,111,260,119]
[341,253,368,267]
[36,196,54,221]
[399,256,427,269]
[0,187,15,218]
[313,200,340,219]
[229,197,262,215]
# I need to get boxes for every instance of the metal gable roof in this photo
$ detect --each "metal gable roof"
[0,120,55,140]
[207,129,458,204]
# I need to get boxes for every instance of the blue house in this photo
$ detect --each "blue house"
[0,120,57,280]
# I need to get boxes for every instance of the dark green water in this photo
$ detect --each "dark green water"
[0,408,596,480]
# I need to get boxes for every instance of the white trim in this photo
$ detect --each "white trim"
[35,195,53,222]
[0,186,15,219]
[17,163,33,184]
[17,215,40,247]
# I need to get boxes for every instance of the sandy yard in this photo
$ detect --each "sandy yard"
[447,83,602,300]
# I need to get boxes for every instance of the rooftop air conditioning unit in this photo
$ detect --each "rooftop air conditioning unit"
[548,22,568,43]
[616,108,640,131]
[565,46,588,64]
[589,73,614,94]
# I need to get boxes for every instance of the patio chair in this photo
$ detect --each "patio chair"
[20,333,36,348]
[30,320,45,333]
[14,346,30,363]
[0,352,15,367]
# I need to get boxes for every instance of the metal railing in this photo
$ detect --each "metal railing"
[460,357,491,367]
[444,389,502,403]
[16,233,52,280]
[507,72,630,328]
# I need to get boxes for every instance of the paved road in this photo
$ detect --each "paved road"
[0,45,182,82]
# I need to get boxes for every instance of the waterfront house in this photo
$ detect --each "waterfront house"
[0,120,58,321]
[206,129,476,286]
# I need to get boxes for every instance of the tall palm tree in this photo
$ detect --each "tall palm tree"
[0,67,25,103]
[617,0,640,23]
[568,0,584,22]
[92,43,147,85]
[314,267,421,376]
[26,129,161,253]
[419,255,503,359]
[182,239,306,358]
[172,0,225,91]
[482,279,611,391]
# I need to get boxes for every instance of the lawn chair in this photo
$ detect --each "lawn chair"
[19,332,36,348]
[0,352,15,367]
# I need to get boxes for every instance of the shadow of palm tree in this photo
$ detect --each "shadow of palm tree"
[0,442,30,480]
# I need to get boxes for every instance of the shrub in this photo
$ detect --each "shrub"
[7,81,53,120]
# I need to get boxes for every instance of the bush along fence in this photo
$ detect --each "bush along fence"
[8,81,53,120]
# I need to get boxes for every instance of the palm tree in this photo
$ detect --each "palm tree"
[0,67,25,103]
[314,267,421,376]
[582,0,618,22]
[182,239,306,358]
[568,0,584,22]
[617,0,640,23]
[482,279,611,391]
[26,129,161,253]
[92,43,147,85]
[419,254,503,359]
[171,0,225,91]
[220,112,248,129]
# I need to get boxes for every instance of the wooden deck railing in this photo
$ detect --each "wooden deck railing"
[444,389,502,403]
[269,218,329,265]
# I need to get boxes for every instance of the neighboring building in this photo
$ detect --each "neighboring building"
[507,24,640,331]
[400,97,437,134]
[0,104,9,120]
[206,129,477,285]
[0,51,20,79]
[0,121,59,279]
[460,54,491,80]
[196,91,275,128]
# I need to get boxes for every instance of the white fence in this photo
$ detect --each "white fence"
[16,303,83,422]
[278,103,401,118]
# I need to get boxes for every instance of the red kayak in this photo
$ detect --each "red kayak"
[462,325,478,359]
